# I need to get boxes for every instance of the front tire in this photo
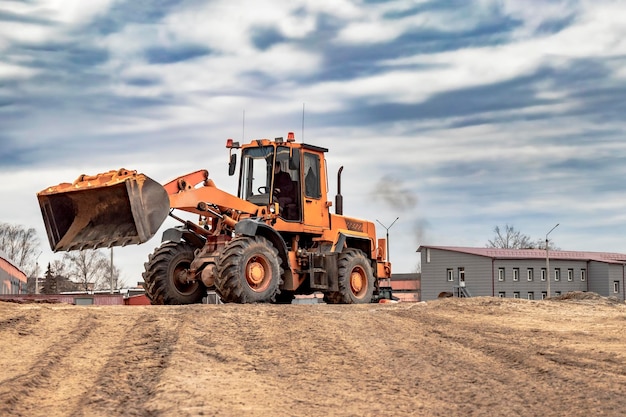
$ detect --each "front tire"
[143,241,206,305]
[324,249,375,304]
[215,236,283,303]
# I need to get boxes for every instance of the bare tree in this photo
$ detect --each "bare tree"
[532,238,560,251]
[50,259,68,276]
[41,263,80,294]
[0,222,41,275]
[63,250,111,291]
[104,258,125,291]
[487,224,535,249]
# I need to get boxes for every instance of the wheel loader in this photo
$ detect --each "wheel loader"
[37,133,393,304]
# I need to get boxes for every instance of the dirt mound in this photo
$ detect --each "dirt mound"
[1,299,625,416]
[551,291,623,305]
[0,298,62,304]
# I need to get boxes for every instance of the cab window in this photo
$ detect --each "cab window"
[304,153,321,199]
[239,146,273,205]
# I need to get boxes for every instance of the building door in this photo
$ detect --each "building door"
[458,267,466,287]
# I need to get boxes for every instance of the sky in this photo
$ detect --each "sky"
[1,0,626,285]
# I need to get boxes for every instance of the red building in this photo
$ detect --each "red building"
[390,273,421,302]
[0,252,27,295]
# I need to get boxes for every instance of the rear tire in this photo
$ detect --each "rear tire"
[216,236,283,303]
[324,249,374,304]
[143,241,206,305]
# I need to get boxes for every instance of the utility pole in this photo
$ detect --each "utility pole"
[110,248,114,294]
[545,223,559,299]
[376,217,399,263]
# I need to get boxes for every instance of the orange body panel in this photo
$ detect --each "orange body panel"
[166,175,260,217]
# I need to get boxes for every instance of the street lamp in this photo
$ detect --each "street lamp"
[376,217,399,263]
[545,223,559,299]
[33,251,42,295]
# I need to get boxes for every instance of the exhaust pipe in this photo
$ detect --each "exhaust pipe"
[335,166,344,215]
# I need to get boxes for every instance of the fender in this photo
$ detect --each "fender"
[331,231,373,257]
[235,219,289,258]
[161,226,205,248]
[235,219,290,270]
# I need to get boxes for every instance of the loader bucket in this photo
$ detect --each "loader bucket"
[37,169,170,252]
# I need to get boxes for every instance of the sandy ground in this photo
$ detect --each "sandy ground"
[0,293,625,417]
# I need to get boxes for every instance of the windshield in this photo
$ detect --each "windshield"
[239,146,274,204]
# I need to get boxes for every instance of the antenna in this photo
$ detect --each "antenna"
[376,217,399,262]
[301,103,305,142]
[242,110,246,141]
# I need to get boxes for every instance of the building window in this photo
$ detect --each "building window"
[498,268,505,281]
[498,292,506,298]
[541,292,547,300]
[527,268,534,281]
[541,268,546,281]
[527,292,534,300]
[426,248,431,263]
[446,268,454,282]
[567,269,573,282]
[614,281,620,294]
[581,269,586,281]
[513,268,519,281]
[513,292,520,299]
[555,291,561,296]
[554,268,560,282]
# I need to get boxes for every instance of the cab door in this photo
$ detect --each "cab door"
[302,152,329,231]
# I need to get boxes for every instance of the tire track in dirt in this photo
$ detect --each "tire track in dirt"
[288,305,430,415]
[170,305,445,416]
[0,309,43,340]
[160,305,293,416]
[0,311,97,417]
[391,300,626,417]
[2,299,625,417]
[69,309,184,417]
[0,313,40,334]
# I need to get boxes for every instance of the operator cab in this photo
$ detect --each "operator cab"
[230,134,328,225]
[237,139,302,221]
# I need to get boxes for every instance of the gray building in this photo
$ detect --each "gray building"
[418,246,625,302]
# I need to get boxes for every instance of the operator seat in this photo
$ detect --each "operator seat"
[283,180,299,220]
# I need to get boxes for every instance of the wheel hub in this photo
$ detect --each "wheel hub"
[247,261,266,286]
[175,268,191,285]
[350,268,365,295]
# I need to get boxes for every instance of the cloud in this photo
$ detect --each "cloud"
[0,0,625,280]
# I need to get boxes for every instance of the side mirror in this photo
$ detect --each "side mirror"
[228,154,237,176]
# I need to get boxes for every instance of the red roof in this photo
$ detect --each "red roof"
[0,256,27,283]
[417,246,626,264]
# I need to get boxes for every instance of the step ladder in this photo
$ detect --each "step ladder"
[453,285,472,298]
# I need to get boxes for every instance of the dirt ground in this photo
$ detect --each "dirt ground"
[0,293,625,417]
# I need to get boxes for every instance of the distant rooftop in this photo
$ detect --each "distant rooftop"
[0,250,20,269]
[417,246,626,265]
